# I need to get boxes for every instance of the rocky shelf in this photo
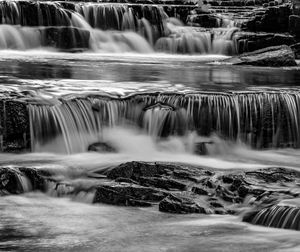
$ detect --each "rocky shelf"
[1,162,299,230]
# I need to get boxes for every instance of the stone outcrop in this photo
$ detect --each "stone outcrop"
[234,32,296,53]
[0,100,30,152]
[291,42,300,58]
[1,162,299,231]
[159,193,208,214]
[242,4,292,33]
[93,182,167,206]
[0,167,49,195]
[223,45,297,66]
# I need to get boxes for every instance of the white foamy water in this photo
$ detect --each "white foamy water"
[1,193,299,252]
[0,51,300,251]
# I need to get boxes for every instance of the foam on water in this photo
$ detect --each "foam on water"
[2,126,300,178]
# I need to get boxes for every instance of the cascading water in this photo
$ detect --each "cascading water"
[0,1,299,250]
[155,21,239,54]
[244,204,300,231]
[0,1,167,52]
[0,0,241,54]
[27,91,300,153]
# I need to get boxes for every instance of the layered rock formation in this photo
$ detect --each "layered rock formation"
[1,162,299,230]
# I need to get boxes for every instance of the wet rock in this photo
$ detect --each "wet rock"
[191,186,209,195]
[216,185,242,203]
[93,182,167,206]
[224,45,297,67]
[0,100,30,153]
[0,167,24,195]
[88,142,117,153]
[245,167,300,183]
[234,32,295,54]
[41,27,90,49]
[107,161,171,180]
[194,141,213,155]
[289,15,300,37]
[237,185,265,198]
[291,42,300,58]
[187,14,221,28]
[0,167,48,195]
[139,176,187,191]
[114,177,139,184]
[18,167,49,192]
[159,193,208,214]
[242,4,292,33]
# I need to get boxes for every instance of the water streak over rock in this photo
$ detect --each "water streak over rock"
[26,91,300,152]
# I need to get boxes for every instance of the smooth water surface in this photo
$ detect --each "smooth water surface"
[0,51,299,99]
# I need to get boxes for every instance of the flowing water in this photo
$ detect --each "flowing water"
[0,0,299,251]
[0,51,299,251]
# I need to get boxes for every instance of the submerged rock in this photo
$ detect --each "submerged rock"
[223,45,297,66]
[88,142,117,153]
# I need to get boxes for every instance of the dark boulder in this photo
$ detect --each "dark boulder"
[159,193,208,214]
[245,167,300,183]
[0,100,30,153]
[106,161,170,180]
[289,15,300,37]
[88,142,117,153]
[291,42,300,59]
[234,31,296,54]
[0,167,25,195]
[194,141,213,155]
[139,176,187,191]
[0,167,48,195]
[223,45,297,67]
[93,182,167,206]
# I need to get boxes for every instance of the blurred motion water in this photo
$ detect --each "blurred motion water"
[0,51,299,251]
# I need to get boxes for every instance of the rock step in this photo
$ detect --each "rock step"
[223,45,297,66]
[0,166,50,195]
[1,162,300,231]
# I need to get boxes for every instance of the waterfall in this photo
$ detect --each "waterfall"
[244,205,300,231]
[0,1,167,45]
[0,1,240,54]
[155,22,239,55]
[27,91,300,153]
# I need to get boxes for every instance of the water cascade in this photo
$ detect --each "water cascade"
[155,22,239,54]
[244,205,300,231]
[0,0,242,54]
[27,91,300,153]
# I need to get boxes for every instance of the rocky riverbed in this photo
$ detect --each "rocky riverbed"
[1,161,299,231]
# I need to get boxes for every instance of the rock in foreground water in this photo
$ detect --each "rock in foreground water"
[224,45,297,67]
[1,162,300,231]
[0,167,49,195]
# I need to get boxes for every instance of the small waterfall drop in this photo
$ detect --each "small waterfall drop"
[155,20,239,55]
[0,1,240,55]
[244,205,300,231]
[27,91,300,153]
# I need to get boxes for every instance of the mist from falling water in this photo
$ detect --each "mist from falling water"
[20,125,300,181]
